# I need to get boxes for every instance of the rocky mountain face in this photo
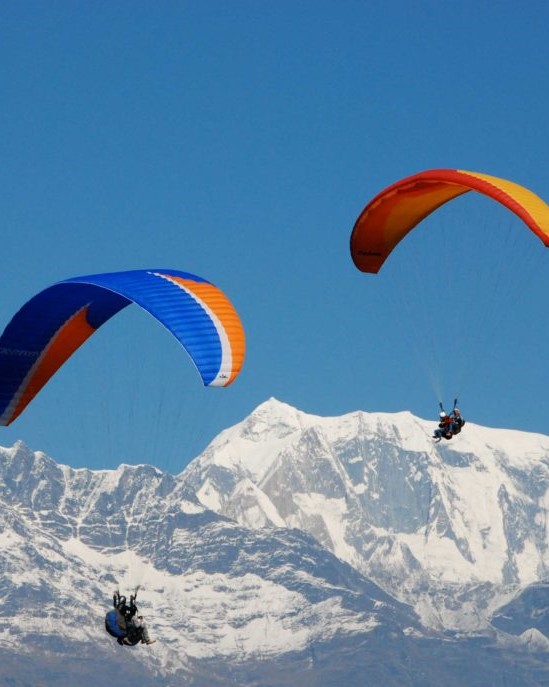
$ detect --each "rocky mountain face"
[0,439,424,686]
[1,400,549,685]
[181,398,549,633]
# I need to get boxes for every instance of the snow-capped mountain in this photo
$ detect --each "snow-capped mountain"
[1,399,549,686]
[0,439,423,686]
[181,398,549,632]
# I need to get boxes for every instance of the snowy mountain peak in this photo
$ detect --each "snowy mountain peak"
[243,396,307,437]
[182,398,549,632]
[519,628,549,652]
[2,400,549,684]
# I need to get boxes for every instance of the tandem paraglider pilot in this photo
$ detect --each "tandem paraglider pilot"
[433,402,465,443]
[105,589,155,646]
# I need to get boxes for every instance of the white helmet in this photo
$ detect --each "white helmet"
[439,411,446,418]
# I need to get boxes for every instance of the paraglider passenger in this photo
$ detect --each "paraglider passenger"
[433,411,453,442]
[451,407,465,435]
[433,402,465,442]
[105,590,155,646]
[128,614,153,645]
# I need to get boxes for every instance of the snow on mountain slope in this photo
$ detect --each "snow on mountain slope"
[0,439,420,683]
[2,402,549,685]
[182,398,549,630]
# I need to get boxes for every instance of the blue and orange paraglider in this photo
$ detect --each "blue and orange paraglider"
[0,269,245,425]
[350,169,549,273]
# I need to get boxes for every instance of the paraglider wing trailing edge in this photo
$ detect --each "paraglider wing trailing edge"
[0,269,246,425]
[350,169,549,274]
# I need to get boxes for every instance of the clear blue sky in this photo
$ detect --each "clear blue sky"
[1,1,548,471]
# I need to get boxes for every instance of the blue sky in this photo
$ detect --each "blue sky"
[1,1,548,471]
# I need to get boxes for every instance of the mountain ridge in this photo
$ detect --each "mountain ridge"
[1,398,549,685]
[182,398,549,631]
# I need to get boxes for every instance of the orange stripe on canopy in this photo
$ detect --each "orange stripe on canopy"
[7,306,95,424]
[350,169,549,273]
[161,276,245,386]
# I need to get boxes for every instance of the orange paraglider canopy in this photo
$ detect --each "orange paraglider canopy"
[350,169,549,273]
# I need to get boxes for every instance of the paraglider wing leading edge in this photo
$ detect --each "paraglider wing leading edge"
[350,169,549,274]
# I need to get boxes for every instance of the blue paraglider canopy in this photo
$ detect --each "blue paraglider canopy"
[0,268,246,425]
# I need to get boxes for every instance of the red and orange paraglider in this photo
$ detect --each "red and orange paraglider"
[351,169,549,274]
